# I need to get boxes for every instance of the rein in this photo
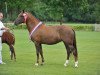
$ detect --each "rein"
[29,22,42,39]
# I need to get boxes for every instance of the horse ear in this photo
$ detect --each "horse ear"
[22,10,25,13]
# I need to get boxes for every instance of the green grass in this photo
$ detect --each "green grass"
[0,29,100,75]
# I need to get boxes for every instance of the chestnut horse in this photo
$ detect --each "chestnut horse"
[2,31,16,60]
[14,11,78,67]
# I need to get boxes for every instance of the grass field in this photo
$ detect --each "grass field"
[0,29,100,75]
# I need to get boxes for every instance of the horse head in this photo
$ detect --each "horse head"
[14,10,28,25]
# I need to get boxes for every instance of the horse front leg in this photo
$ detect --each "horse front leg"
[34,42,44,66]
[35,42,40,66]
[39,45,44,65]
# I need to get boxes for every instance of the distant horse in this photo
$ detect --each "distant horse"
[14,11,78,67]
[2,31,16,61]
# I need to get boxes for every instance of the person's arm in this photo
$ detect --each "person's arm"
[1,27,10,31]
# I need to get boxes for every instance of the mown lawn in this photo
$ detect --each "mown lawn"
[0,29,100,75]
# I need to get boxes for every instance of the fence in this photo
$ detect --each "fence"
[94,24,100,31]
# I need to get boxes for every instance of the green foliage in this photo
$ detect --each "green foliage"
[0,0,100,23]
[6,23,94,31]
[93,2,100,23]
[71,25,93,31]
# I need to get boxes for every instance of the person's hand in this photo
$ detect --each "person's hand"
[5,27,10,31]
[1,27,10,31]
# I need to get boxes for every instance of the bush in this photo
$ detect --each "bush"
[5,23,94,31]
[71,25,94,31]
[4,23,27,29]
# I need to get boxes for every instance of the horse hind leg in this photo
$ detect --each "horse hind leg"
[73,48,78,67]
[9,45,16,61]
[9,45,13,60]
[12,45,16,61]
[72,29,78,67]
[64,43,78,67]
[69,45,78,67]
[63,42,71,67]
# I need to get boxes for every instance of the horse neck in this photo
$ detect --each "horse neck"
[26,15,40,32]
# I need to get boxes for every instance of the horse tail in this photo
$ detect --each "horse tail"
[13,36,15,45]
[72,29,77,51]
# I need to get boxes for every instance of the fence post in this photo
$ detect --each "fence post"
[94,24,100,31]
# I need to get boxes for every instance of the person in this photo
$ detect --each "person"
[0,12,9,64]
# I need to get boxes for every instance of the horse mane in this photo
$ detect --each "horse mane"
[25,12,40,22]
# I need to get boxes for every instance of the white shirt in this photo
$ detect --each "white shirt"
[0,21,5,36]
[0,21,5,29]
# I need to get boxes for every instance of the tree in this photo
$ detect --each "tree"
[0,0,99,23]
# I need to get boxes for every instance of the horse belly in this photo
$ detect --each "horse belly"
[41,35,61,45]
[33,26,62,44]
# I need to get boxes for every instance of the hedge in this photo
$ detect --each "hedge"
[5,23,94,31]
[71,25,94,31]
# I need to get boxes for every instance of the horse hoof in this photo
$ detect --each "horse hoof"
[64,60,69,67]
[35,63,39,66]
[64,63,67,67]
[75,61,78,68]
[41,62,44,65]
[75,65,78,68]
[14,59,16,62]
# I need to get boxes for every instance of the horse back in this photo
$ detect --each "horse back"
[46,25,74,37]
[2,31,15,45]
[57,25,75,43]
[46,25,75,43]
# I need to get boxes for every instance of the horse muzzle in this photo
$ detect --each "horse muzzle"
[14,21,18,25]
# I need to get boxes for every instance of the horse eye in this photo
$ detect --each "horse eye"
[20,16,24,17]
